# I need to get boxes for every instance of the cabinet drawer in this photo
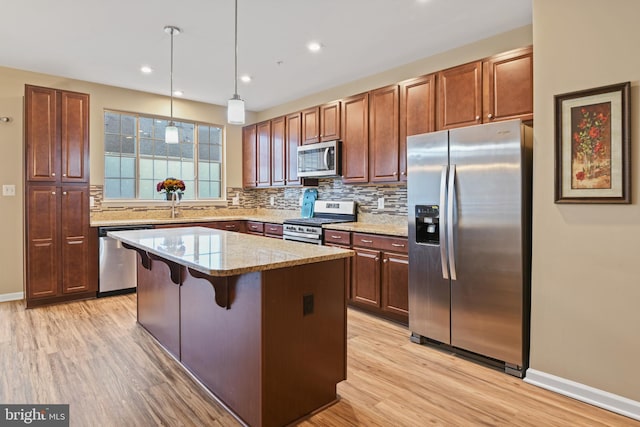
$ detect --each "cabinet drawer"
[324,230,351,245]
[352,233,408,254]
[247,221,264,233]
[264,223,283,237]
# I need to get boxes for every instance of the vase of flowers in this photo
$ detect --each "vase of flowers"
[156,177,186,200]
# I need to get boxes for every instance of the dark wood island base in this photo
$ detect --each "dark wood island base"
[136,254,347,427]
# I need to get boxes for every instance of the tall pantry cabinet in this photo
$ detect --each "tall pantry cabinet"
[24,85,95,308]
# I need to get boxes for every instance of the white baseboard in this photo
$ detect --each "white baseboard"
[0,292,24,303]
[525,369,640,421]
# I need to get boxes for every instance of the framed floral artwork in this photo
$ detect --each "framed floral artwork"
[555,82,631,203]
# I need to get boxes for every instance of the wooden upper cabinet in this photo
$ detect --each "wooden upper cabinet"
[437,61,483,130]
[60,91,89,182]
[400,74,436,181]
[320,101,341,142]
[25,85,89,183]
[256,121,272,187]
[483,46,533,123]
[301,107,320,145]
[369,85,399,182]
[270,116,286,187]
[242,125,257,188]
[341,93,369,184]
[25,85,58,182]
[285,112,302,185]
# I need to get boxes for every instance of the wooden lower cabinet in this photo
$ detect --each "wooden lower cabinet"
[25,184,95,307]
[263,223,283,238]
[350,232,408,324]
[246,221,265,235]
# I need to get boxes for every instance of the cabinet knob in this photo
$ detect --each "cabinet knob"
[401,171,406,176]
[51,191,56,195]
[62,173,67,177]
[51,173,56,177]
[487,113,493,119]
[383,259,388,263]
[391,243,405,248]
[63,191,68,195]
[331,235,342,239]
[361,239,373,244]
[392,171,397,176]
[475,116,480,121]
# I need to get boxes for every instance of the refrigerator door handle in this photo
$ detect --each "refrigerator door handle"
[447,164,457,280]
[439,165,449,280]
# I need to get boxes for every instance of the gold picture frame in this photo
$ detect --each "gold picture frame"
[554,82,631,203]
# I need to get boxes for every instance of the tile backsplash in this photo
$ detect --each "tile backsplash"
[90,179,407,221]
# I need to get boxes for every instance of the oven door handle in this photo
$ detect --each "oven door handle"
[283,230,322,240]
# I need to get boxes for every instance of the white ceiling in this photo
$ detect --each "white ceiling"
[1,0,531,112]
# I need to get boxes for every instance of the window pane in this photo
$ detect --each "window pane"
[103,111,223,201]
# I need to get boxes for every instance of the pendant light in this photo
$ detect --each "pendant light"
[227,0,245,125]
[164,25,181,143]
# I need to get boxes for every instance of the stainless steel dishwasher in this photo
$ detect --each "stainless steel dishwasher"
[98,225,153,297]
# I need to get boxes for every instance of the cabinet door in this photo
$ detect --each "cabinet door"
[242,125,257,188]
[369,85,399,182]
[256,121,272,187]
[301,107,320,145]
[25,85,58,182]
[285,113,302,185]
[60,91,89,183]
[352,247,381,307]
[26,185,59,298]
[270,116,286,187]
[400,74,436,180]
[437,61,482,130]
[483,46,533,123]
[382,252,409,318]
[320,101,341,142]
[61,185,91,293]
[341,93,369,183]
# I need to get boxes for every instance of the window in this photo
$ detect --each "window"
[104,111,223,201]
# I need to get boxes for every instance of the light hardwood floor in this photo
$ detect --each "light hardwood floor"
[0,294,637,426]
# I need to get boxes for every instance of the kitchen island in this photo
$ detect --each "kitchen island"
[107,227,353,427]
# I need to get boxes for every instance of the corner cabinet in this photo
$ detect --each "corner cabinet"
[24,85,94,307]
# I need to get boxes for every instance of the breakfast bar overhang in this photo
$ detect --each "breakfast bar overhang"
[107,227,354,427]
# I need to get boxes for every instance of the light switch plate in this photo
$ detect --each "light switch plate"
[377,197,385,209]
[2,185,16,196]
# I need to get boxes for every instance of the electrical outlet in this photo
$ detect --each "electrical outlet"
[377,197,385,209]
[89,196,95,207]
[2,185,16,196]
[232,196,239,205]
[299,196,303,206]
[303,294,314,316]
[270,196,275,206]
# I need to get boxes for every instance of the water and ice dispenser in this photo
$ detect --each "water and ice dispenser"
[415,205,440,245]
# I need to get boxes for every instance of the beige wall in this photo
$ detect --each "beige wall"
[0,66,256,295]
[531,0,640,401]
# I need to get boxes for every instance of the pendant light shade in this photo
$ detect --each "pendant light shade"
[165,125,179,144]
[227,95,245,125]
[164,25,181,143]
[227,0,245,125]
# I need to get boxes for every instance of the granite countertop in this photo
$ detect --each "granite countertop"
[108,227,353,277]
[92,212,408,237]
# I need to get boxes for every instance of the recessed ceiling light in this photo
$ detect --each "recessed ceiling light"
[307,41,322,52]
[173,90,183,97]
[240,75,252,83]
[140,65,153,74]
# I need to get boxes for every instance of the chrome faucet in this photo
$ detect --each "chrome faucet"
[170,192,180,218]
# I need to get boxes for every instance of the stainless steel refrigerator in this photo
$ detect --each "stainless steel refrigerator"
[407,119,532,377]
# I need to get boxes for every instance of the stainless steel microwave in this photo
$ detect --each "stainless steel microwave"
[297,140,342,178]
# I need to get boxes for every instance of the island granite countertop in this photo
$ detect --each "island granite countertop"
[108,226,354,277]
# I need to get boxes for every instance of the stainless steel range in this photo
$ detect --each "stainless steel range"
[283,201,357,245]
